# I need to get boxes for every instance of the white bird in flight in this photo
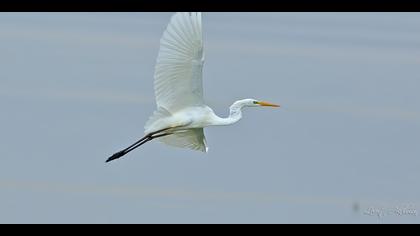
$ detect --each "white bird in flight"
[107,12,279,162]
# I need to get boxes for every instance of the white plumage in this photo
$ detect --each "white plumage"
[146,12,207,152]
[154,12,204,112]
[106,12,279,163]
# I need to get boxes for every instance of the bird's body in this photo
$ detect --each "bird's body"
[145,106,215,134]
[106,12,279,162]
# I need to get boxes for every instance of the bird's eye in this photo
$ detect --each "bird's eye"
[253,101,258,104]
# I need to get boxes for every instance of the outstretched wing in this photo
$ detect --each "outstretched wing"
[159,128,208,152]
[154,12,204,113]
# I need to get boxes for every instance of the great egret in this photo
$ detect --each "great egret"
[106,12,279,163]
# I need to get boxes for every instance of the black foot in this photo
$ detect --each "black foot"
[106,150,126,163]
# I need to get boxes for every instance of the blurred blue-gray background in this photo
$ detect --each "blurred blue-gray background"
[0,13,419,223]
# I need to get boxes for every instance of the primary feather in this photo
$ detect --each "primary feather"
[147,12,207,152]
[154,12,204,113]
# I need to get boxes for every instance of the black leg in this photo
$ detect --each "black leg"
[113,132,173,159]
[121,127,172,151]
[105,127,174,163]
[105,137,151,163]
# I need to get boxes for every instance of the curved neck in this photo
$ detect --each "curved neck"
[213,101,245,126]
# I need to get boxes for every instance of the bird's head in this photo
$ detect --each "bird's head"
[240,99,280,108]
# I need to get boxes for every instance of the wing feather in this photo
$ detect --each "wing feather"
[154,12,204,113]
[159,128,208,152]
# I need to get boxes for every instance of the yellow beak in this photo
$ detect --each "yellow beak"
[257,101,280,107]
